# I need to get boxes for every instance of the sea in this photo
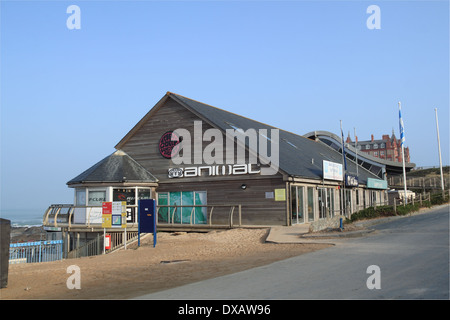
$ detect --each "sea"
[0,208,44,227]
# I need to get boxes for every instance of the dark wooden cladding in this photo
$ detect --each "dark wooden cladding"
[119,96,288,225]
[157,179,287,225]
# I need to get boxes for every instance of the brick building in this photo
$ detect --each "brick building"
[346,131,410,164]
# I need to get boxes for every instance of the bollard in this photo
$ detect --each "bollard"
[0,218,11,288]
[339,217,343,230]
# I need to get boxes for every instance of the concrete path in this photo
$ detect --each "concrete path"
[135,204,449,300]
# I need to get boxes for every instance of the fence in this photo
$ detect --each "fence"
[157,204,242,227]
[67,231,139,259]
[9,240,63,264]
[388,175,449,189]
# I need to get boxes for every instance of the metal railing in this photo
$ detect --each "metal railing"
[44,204,242,229]
[388,175,449,189]
[157,204,242,227]
[67,231,140,259]
[9,240,63,264]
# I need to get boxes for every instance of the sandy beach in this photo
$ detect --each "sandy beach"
[1,228,330,300]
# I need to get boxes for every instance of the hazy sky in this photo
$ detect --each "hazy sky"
[1,0,448,213]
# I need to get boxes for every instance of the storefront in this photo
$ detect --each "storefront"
[50,92,389,231]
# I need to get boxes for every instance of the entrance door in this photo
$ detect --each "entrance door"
[290,186,304,224]
[318,188,328,219]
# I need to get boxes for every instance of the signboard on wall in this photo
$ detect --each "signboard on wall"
[159,131,180,159]
[367,178,388,189]
[323,160,343,181]
[345,174,359,187]
[274,189,286,201]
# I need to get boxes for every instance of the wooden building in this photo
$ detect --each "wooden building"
[43,92,391,251]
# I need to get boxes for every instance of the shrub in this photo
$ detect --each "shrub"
[346,192,448,224]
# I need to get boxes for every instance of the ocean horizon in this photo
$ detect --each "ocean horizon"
[0,208,44,227]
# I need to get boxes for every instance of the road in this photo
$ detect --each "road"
[136,205,449,299]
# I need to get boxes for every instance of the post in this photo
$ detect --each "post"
[340,120,347,217]
[394,198,397,214]
[138,201,141,247]
[124,228,127,250]
[238,204,242,226]
[435,108,445,193]
[399,102,408,205]
[103,228,106,254]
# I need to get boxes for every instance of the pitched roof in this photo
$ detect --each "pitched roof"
[167,92,382,184]
[67,150,158,186]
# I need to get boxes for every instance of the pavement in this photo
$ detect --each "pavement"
[265,223,352,245]
[264,204,450,245]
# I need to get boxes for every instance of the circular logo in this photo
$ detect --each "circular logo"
[159,131,180,159]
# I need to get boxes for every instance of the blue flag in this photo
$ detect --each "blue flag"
[399,103,405,147]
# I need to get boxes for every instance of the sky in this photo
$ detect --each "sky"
[1,0,449,215]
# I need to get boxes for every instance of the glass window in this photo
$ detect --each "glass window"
[157,191,206,224]
[88,190,106,206]
[138,189,151,201]
[291,186,297,223]
[157,192,169,223]
[327,188,334,218]
[76,189,86,206]
[169,191,182,223]
[194,191,207,224]
[113,188,135,205]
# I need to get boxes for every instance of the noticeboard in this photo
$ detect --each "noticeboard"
[102,202,112,228]
[139,199,156,234]
[138,199,157,247]
[102,201,127,228]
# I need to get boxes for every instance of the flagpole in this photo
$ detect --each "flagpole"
[399,102,408,205]
[435,108,445,193]
[340,120,347,216]
[354,127,358,178]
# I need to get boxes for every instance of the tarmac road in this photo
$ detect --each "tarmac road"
[136,205,449,300]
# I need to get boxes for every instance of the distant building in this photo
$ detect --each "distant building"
[346,131,410,164]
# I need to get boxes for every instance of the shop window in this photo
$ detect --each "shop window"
[76,189,86,206]
[113,188,136,205]
[88,190,106,206]
[138,189,151,201]
[113,188,151,205]
[157,191,207,224]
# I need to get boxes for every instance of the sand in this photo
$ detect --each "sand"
[1,228,330,300]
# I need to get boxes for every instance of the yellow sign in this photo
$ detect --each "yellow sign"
[274,188,286,201]
[102,215,112,228]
